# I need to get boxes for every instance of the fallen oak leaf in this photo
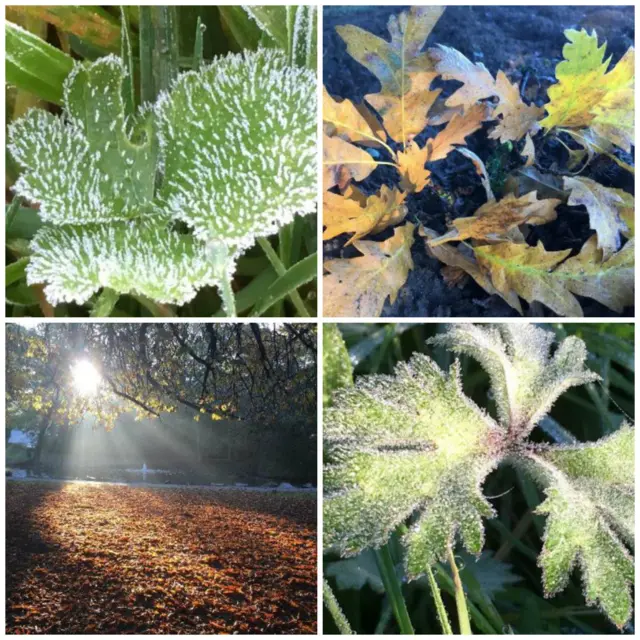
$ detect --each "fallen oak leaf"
[323,185,407,246]
[564,176,632,259]
[455,147,494,201]
[429,45,542,142]
[323,134,379,191]
[419,225,522,311]
[428,192,560,246]
[474,241,582,317]
[521,133,535,168]
[396,103,487,192]
[367,71,441,143]
[556,235,634,313]
[323,222,415,317]
[323,88,387,148]
[541,29,634,152]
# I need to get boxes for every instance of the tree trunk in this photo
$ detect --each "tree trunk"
[31,412,53,476]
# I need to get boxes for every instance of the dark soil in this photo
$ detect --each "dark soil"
[323,5,635,317]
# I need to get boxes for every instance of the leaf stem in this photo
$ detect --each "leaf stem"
[323,579,354,635]
[91,288,120,317]
[257,237,309,317]
[448,548,472,635]
[426,565,453,634]
[375,545,415,635]
[219,271,237,318]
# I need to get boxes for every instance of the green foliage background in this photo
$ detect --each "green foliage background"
[5,6,317,317]
[324,322,634,635]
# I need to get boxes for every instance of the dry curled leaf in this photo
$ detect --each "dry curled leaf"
[564,176,633,259]
[556,235,634,313]
[420,226,521,309]
[474,241,581,317]
[324,222,415,317]
[429,192,560,246]
[323,185,408,245]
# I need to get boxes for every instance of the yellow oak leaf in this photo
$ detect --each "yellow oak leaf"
[429,192,560,246]
[323,87,386,147]
[430,46,542,142]
[564,176,632,259]
[419,226,521,310]
[323,185,407,245]
[336,7,444,97]
[396,103,486,192]
[541,30,634,151]
[323,222,415,317]
[474,241,582,317]
[521,133,535,167]
[323,133,378,191]
[556,236,634,313]
[366,71,441,143]
[396,140,431,193]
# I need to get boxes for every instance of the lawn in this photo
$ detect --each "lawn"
[6,481,317,634]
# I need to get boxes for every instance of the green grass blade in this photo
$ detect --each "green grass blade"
[6,21,74,104]
[213,267,278,317]
[448,549,472,634]
[138,7,154,103]
[375,545,415,634]
[120,6,135,115]
[251,253,316,317]
[193,16,205,70]
[6,257,30,287]
[323,579,354,635]
[218,6,264,51]
[426,565,453,634]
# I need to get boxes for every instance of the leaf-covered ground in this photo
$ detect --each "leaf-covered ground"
[6,481,317,634]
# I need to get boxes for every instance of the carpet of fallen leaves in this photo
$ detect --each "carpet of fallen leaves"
[6,481,317,634]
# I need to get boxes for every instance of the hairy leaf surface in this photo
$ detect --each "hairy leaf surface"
[323,323,353,407]
[325,353,501,569]
[156,48,316,253]
[527,425,634,628]
[9,55,156,225]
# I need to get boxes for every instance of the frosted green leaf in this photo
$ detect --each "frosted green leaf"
[243,5,317,69]
[324,353,501,567]
[431,324,599,434]
[155,48,317,254]
[526,424,634,628]
[326,549,384,593]
[323,324,353,407]
[8,55,156,225]
[26,221,227,306]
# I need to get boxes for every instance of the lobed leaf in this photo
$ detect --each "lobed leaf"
[431,324,599,433]
[26,221,226,306]
[323,223,415,317]
[541,29,634,151]
[156,48,317,253]
[525,425,634,628]
[324,353,501,567]
[9,55,156,226]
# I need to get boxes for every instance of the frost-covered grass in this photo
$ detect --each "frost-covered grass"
[323,323,634,635]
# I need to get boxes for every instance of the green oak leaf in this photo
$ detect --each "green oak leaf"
[323,324,353,407]
[155,48,317,254]
[8,55,156,225]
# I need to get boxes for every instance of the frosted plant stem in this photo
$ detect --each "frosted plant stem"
[219,272,237,318]
[257,237,309,317]
[426,565,453,634]
[448,548,472,635]
[91,288,120,317]
[375,545,415,635]
[323,579,353,635]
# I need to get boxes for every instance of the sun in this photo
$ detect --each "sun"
[71,359,102,396]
